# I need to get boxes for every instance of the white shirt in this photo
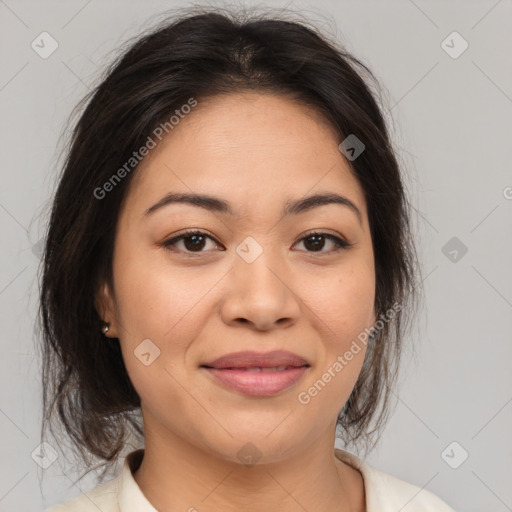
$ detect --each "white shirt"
[44,448,456,511]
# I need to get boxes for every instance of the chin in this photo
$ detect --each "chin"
[193,421,313,466]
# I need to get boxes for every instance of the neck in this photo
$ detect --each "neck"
[132,420,365,512]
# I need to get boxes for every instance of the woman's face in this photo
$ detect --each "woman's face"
[97,92,376,463]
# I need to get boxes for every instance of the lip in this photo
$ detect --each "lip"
[200,350,310,397]
[201,350,310,369]
[202,366,309,396]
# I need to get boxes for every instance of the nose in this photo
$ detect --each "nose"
[219,246,301,331]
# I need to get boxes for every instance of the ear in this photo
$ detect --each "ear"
[94,281,119,338]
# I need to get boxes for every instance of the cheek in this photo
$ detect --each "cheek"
[112,242,210,342]
[111,246,228,406]
[111,258,198,416]
[300,263,374,400]
[308,262,375,337]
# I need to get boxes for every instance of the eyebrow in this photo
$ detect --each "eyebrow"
[143,191,362,225]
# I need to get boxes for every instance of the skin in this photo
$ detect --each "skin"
[96,92,376,512]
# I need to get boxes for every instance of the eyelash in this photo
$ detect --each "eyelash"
[162,229,352,256]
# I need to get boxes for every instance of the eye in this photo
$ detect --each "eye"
[162,229,352,256]
[293,231,352,254]
[162,230,222,254]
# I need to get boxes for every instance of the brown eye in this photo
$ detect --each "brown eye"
[294,232,351,253]
[163,230,222,254]
[162,230,351,256]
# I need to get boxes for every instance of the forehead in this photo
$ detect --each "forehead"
[122,92,367,223]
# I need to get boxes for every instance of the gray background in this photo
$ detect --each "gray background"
[1,0,511,510]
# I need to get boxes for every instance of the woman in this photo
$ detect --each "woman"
[40,7,456,511]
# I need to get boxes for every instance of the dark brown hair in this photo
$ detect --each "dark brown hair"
[38,5,419,480]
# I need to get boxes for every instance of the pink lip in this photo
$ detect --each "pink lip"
[202,366,309,396]
[202,350,309,369]
[200,350,310,397]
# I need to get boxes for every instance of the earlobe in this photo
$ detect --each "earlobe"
[94,281,110,319]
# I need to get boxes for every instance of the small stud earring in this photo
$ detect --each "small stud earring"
[102,322,110,334]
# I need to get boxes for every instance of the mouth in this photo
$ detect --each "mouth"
[201,349,310,369]
[200,350,311,396]
[201,365,307,372]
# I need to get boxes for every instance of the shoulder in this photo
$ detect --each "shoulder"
[43,475,121,512]
[334,448,456,512]
[364,465,457,511]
